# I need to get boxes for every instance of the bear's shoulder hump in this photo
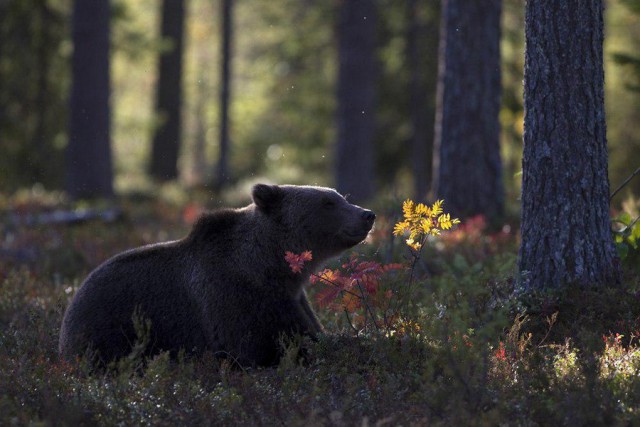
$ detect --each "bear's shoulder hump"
[187,208,242,241]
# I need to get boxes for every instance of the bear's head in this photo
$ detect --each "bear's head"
[252,183,375,259]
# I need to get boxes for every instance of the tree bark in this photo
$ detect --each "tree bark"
[432,0,503,219]
[216,0,233,189]
[519,0,620,290]
[150,0,186,182]
[66,0,113,199]
[335,0,376,203]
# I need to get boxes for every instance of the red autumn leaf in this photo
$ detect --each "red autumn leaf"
[383,263,405,272]
[285,250,313,273]
[341,292,361,312]
[316,286,342,309]
[495,342,507,361]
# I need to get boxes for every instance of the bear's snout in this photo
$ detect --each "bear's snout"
[361,210,376,224]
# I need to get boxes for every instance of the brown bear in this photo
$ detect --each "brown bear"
[59,184,375,367]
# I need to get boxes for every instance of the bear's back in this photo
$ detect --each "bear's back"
[59,241,208,363]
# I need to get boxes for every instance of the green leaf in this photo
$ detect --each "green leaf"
[452,254,469,272]
[632,220,640,239]
[616,212,632,225]
[616,242,629,260]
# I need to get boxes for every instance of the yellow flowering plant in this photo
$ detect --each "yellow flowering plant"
[385,199,461,330]
[284,198,460,336]
[393,199,460,251]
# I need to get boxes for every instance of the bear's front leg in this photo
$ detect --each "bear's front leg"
[226,298,319,367]
[298,290,323,335]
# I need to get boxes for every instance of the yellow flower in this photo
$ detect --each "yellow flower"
[431,200,443,217]
[438,213,462,230]
[420,218,433,234]
[393,198,460,250]
[402,199,414,218]
[415,203,430,217]
[393,220,409,236]
[406,238,422,250]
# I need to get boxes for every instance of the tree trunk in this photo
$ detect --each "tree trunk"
[519,0,620,290]
[150,0,186,182]
[66,0,113,199]
[432,0,503,219]
[189,70,208,186]
[32,1,52,184]
[216,0,233,189]
[407,0,439,199]
[335,0,376,202]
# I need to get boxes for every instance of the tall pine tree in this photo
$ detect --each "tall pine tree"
[335,0,376,202]
[149,0,186,181]
[519,0,620,290]
[66,0,113,199]
[433,0,503,219]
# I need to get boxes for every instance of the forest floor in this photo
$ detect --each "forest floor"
[1,189,640,425]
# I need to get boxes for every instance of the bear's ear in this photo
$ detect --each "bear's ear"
[252,184,284,211]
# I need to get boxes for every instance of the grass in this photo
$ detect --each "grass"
[1,192,640,425]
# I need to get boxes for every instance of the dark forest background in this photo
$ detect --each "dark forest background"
[2,0,639,205]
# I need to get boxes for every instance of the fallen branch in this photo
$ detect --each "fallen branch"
[7,207,122,227]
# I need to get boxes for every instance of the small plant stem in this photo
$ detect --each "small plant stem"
[389,240,424,322]
[312,273,361,299]
[355,280,380,333]
[610,165,640,200]
[343,308,359,334]
[382,290,394,335]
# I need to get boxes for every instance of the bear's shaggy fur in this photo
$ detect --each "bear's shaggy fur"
[59,184,375,367]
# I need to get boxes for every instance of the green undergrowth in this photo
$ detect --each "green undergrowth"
[1,195,640,425]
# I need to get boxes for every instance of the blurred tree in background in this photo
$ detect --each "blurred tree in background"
[406,0,439,199]
[432,0,503,219]
[608,0,640,198]
[149,0,186,182]
[215,0,233,189]
[610,0,640,93]
[500,0,525,201]
[236,0,337,186]
[0,0,69,190]
[335,0,377,202]
[0,0,638,205]
[66,0,113,198]
[370,0,440,198]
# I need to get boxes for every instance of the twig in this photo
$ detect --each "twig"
[343,308,359,334]
[628,214,640,231]
[355,280,380,333]
[389,241,424,322]
[312,272,368,335]
[312,273,361,299]
[610,165,640,200]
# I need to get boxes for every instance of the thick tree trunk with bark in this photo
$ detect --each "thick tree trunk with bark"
[150,0,186,181]
[66,0,113,199]
[433,0,503,219]
[335,0,376,203]
[519,0,620,290]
